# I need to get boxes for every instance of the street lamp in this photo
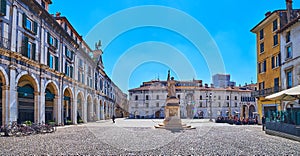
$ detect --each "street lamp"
[209,93,213,122]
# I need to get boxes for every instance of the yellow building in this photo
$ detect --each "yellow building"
[251,0,295,120]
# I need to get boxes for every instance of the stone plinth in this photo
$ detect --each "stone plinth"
[155,97,194,130]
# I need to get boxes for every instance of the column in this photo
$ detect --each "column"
[9,65,17,122]
[53,96,59,124]
[73,98,77,124]
[2,85,9,125]
[96,102,100,120]
[101,103,104,120]
[57,94,62,124]
[10,4,17,52]
[39,91,46,124]
[83,99,87,123]
[245,106,249,119]
[34,91,41,123]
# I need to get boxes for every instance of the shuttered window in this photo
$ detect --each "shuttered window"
[0,0,6,16]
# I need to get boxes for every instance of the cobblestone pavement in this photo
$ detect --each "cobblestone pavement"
[0,118,300,155]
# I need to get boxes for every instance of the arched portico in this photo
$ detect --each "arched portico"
[44,82,59,123]
[87,95,93,122]
[63,87,73,124]
[77,92,84,123]
[17,74,39,124]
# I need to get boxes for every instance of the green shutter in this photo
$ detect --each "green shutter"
[55,56,59,71]
[32,43,36,60]
[22,13,27,27]
[47,32,50,44]
[33,21,38,34]
[47,51,50,66]
[0,0,6,16]
[65,46,68,56]
[65,62,68,75]
[54,38,58,49]
[22,36,29,57]
[70,66,73,78]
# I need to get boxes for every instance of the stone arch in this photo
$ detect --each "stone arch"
[17,74,39,123]
[0,66,9,86]
[63,87,74,124]
[16,71,39,92]
[87,95,93,122]
[44,81,59,123]
[44,80,60,96]
[77,91,84,123]
[248,105,256,118]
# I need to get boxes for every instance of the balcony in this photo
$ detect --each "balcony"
[0,36,10,50]
[251,86,281,98]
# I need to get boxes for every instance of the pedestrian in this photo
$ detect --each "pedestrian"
[112,115,115,123]
[262,115,266,131]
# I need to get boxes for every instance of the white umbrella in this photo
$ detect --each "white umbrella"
[265,85,300,101]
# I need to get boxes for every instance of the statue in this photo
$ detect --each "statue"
[95,40,102,50]
[167,70,176,98]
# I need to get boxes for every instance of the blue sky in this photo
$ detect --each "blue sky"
[50,0,300,93]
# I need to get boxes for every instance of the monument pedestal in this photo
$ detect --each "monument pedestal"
[155,97,193,130]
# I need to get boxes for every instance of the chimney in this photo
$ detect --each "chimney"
[286,0,293,22]
[56,12,61,17]
[265,11,272,17]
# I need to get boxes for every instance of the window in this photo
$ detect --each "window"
[259,29,264,40]
[146,95,149,100]
[135,95,138,101]
[261,60,267,73]
[21,36,36,60]
[199,102,203,108]
[273,34,278,46]
[227,102,230,107]
[156,103,159,107]
[23,13,37,34]
[0,0,7,16]
[47,32,58,49]
[65,46,74,60]
[135,103,138,108]
[287,70,293,89]
[259,82,265,90]
[273,19,278,31]
[272,53,281,68]
[218,102,221,107]
[47,51,58,70]
[274,77,279,92]
[227,96,229,100]
[286,31,291,43]
[79,59,83,68]
[156,95,159,100]
[286,45,292,59]
[260,42,264,53]
[200,95,202,100]
[235,102,238,107]
[234,96,237,100]
[65,62,74,78]
[146,103,149,108]
[218,96,221,100]
[177,95,180,99]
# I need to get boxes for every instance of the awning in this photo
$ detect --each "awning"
[265,85,300,101]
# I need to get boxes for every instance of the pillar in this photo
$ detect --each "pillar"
[34,92,41,123]
[2,85,9,125]
[53,96,59,124]
[83,98,87,123]
[9,65,17,122]
[10,4,17,51]
[96,101,100,120]
[57,94,62,124]
[73,98,77,124]
[39,91,46,123]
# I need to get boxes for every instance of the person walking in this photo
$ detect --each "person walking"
[262,115,266,131]
[112,115,115,123]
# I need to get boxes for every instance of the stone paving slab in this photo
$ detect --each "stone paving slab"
[0,119,299,155]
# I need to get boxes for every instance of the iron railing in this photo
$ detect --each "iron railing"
[251,86,282,97]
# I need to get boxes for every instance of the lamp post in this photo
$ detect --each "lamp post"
[209,93,213,122]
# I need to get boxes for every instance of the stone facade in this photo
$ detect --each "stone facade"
[0,0,127,126]
[128,80,257,119]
